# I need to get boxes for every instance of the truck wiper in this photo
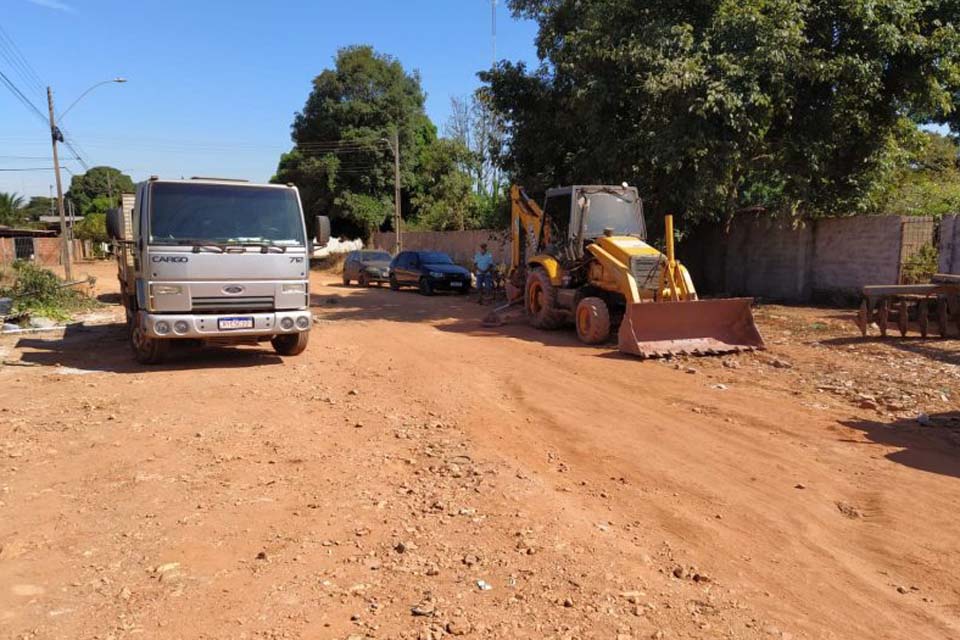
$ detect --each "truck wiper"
[172,239,227,253]
[224,239,288,254]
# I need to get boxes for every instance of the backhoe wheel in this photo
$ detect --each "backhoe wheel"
[272,331,310,356]
[130,325,169,365]
[525,268,565,329]
[575,296,611,345]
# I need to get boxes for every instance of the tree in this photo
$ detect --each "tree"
[881,131,960,217]
[73,212,108,242]
[485,0,960,223]
[21,196,55,222]
[412,139,479,231]
[274,45,438,238]
[0,192,26,226]
[65,166,134,214]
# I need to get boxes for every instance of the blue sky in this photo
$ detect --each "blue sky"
[0,0,539,199]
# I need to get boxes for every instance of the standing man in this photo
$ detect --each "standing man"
[473,242,495,304]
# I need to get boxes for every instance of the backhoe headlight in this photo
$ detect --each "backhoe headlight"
[151,284,182,296]
[282,283,307,294]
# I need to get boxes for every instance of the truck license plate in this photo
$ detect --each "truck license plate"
[450,281,463,288]
[218,316,254,330]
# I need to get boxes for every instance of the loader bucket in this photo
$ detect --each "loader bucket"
[618,298,764,358]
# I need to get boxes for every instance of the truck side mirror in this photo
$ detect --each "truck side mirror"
[315,215,331,247]
[106,208,124,240]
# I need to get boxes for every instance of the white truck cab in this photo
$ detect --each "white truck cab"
[107,177,330,364]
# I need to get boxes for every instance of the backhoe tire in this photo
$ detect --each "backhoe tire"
[272,331,310,356]
[130,325,169,365]
[575,296,611,345]
[525,268,565,330]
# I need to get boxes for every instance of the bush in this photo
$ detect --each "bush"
[0,261,97,322]
[900,244,940,284]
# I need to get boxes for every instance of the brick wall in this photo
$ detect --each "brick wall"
[678,215,932,301]
[370,230,511,267]
[941,216,959,275]
[0,238,85,267]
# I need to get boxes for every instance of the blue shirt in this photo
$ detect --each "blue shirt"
[474,251,494,272]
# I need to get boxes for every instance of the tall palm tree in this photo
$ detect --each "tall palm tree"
[0,192,26,226]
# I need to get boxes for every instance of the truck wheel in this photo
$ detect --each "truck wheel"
[525,268,565,329]
[272,331,309,356]
[419,278,434,296]
[575,296,611,344]
[389,274,400,291]
[130,326,169,365]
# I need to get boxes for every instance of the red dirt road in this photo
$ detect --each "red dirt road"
[1,262,959,639]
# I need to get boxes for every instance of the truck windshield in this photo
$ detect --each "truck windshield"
[582,191,643,238]
[149,183,305,246]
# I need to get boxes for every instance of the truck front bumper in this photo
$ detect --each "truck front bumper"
[139,310,312,339]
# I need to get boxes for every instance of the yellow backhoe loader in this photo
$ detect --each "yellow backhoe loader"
[489,185,764,357]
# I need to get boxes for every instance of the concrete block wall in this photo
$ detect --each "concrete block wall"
[811,216,914,294]
[941,216,959,275]
[371,230,511,267]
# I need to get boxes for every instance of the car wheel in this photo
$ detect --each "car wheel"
[389,274,400,291]
[342,273,350,286]
[359,273,369,287]
[271,331,309,356]
[419,278,434,296]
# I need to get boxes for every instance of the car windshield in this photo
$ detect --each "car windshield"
[419,252,453,264]
[149,182,305,246]
[581,191,643,238]
[361,251,392,262]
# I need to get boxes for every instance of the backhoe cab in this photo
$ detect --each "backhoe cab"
[502,184,763,357]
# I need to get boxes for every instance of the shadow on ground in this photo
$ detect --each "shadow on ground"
[821,335,960,366]
[839,412,960,480]
[15,323,284,373]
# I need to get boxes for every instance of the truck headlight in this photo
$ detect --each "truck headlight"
[151,284,182,295]
[295,316,310,330]
[280,317,295,331]
[173,320,189,334]
[282,283,307,294]
[154,320,171,335]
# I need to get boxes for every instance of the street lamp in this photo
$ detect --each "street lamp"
[47,77,126,281]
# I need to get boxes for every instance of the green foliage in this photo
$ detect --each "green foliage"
[412,139,479,230]
[880,132,960,217]
[274,45,438,238]
[74,212,108,242]
[0,192,26,226]
[901,244,940,284]
[0,261,96,321]
[485,0,960,223]
[21,196,54,222]
[66,166,134,214]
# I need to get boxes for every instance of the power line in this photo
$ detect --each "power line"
[0,25,45,98]
[0,167,66,172]
[0,69,47,125]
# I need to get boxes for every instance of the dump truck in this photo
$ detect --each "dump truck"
[490,185,764,357]
[107,177,330,364]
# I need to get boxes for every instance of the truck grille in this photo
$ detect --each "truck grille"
[191,296,274,313]
[630,254,664,291]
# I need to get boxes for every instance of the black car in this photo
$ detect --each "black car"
[389,250,472,296]
[342,250,393,286]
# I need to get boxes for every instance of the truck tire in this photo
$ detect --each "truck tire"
[525,268,565,329]
[130,326,169,365]
[272,331,309,356]
[575,296,611,344]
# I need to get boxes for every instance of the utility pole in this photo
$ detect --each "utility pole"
[391,129,402,252]
[46,86,72,281]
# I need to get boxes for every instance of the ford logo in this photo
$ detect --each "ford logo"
[222,285,245,295]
